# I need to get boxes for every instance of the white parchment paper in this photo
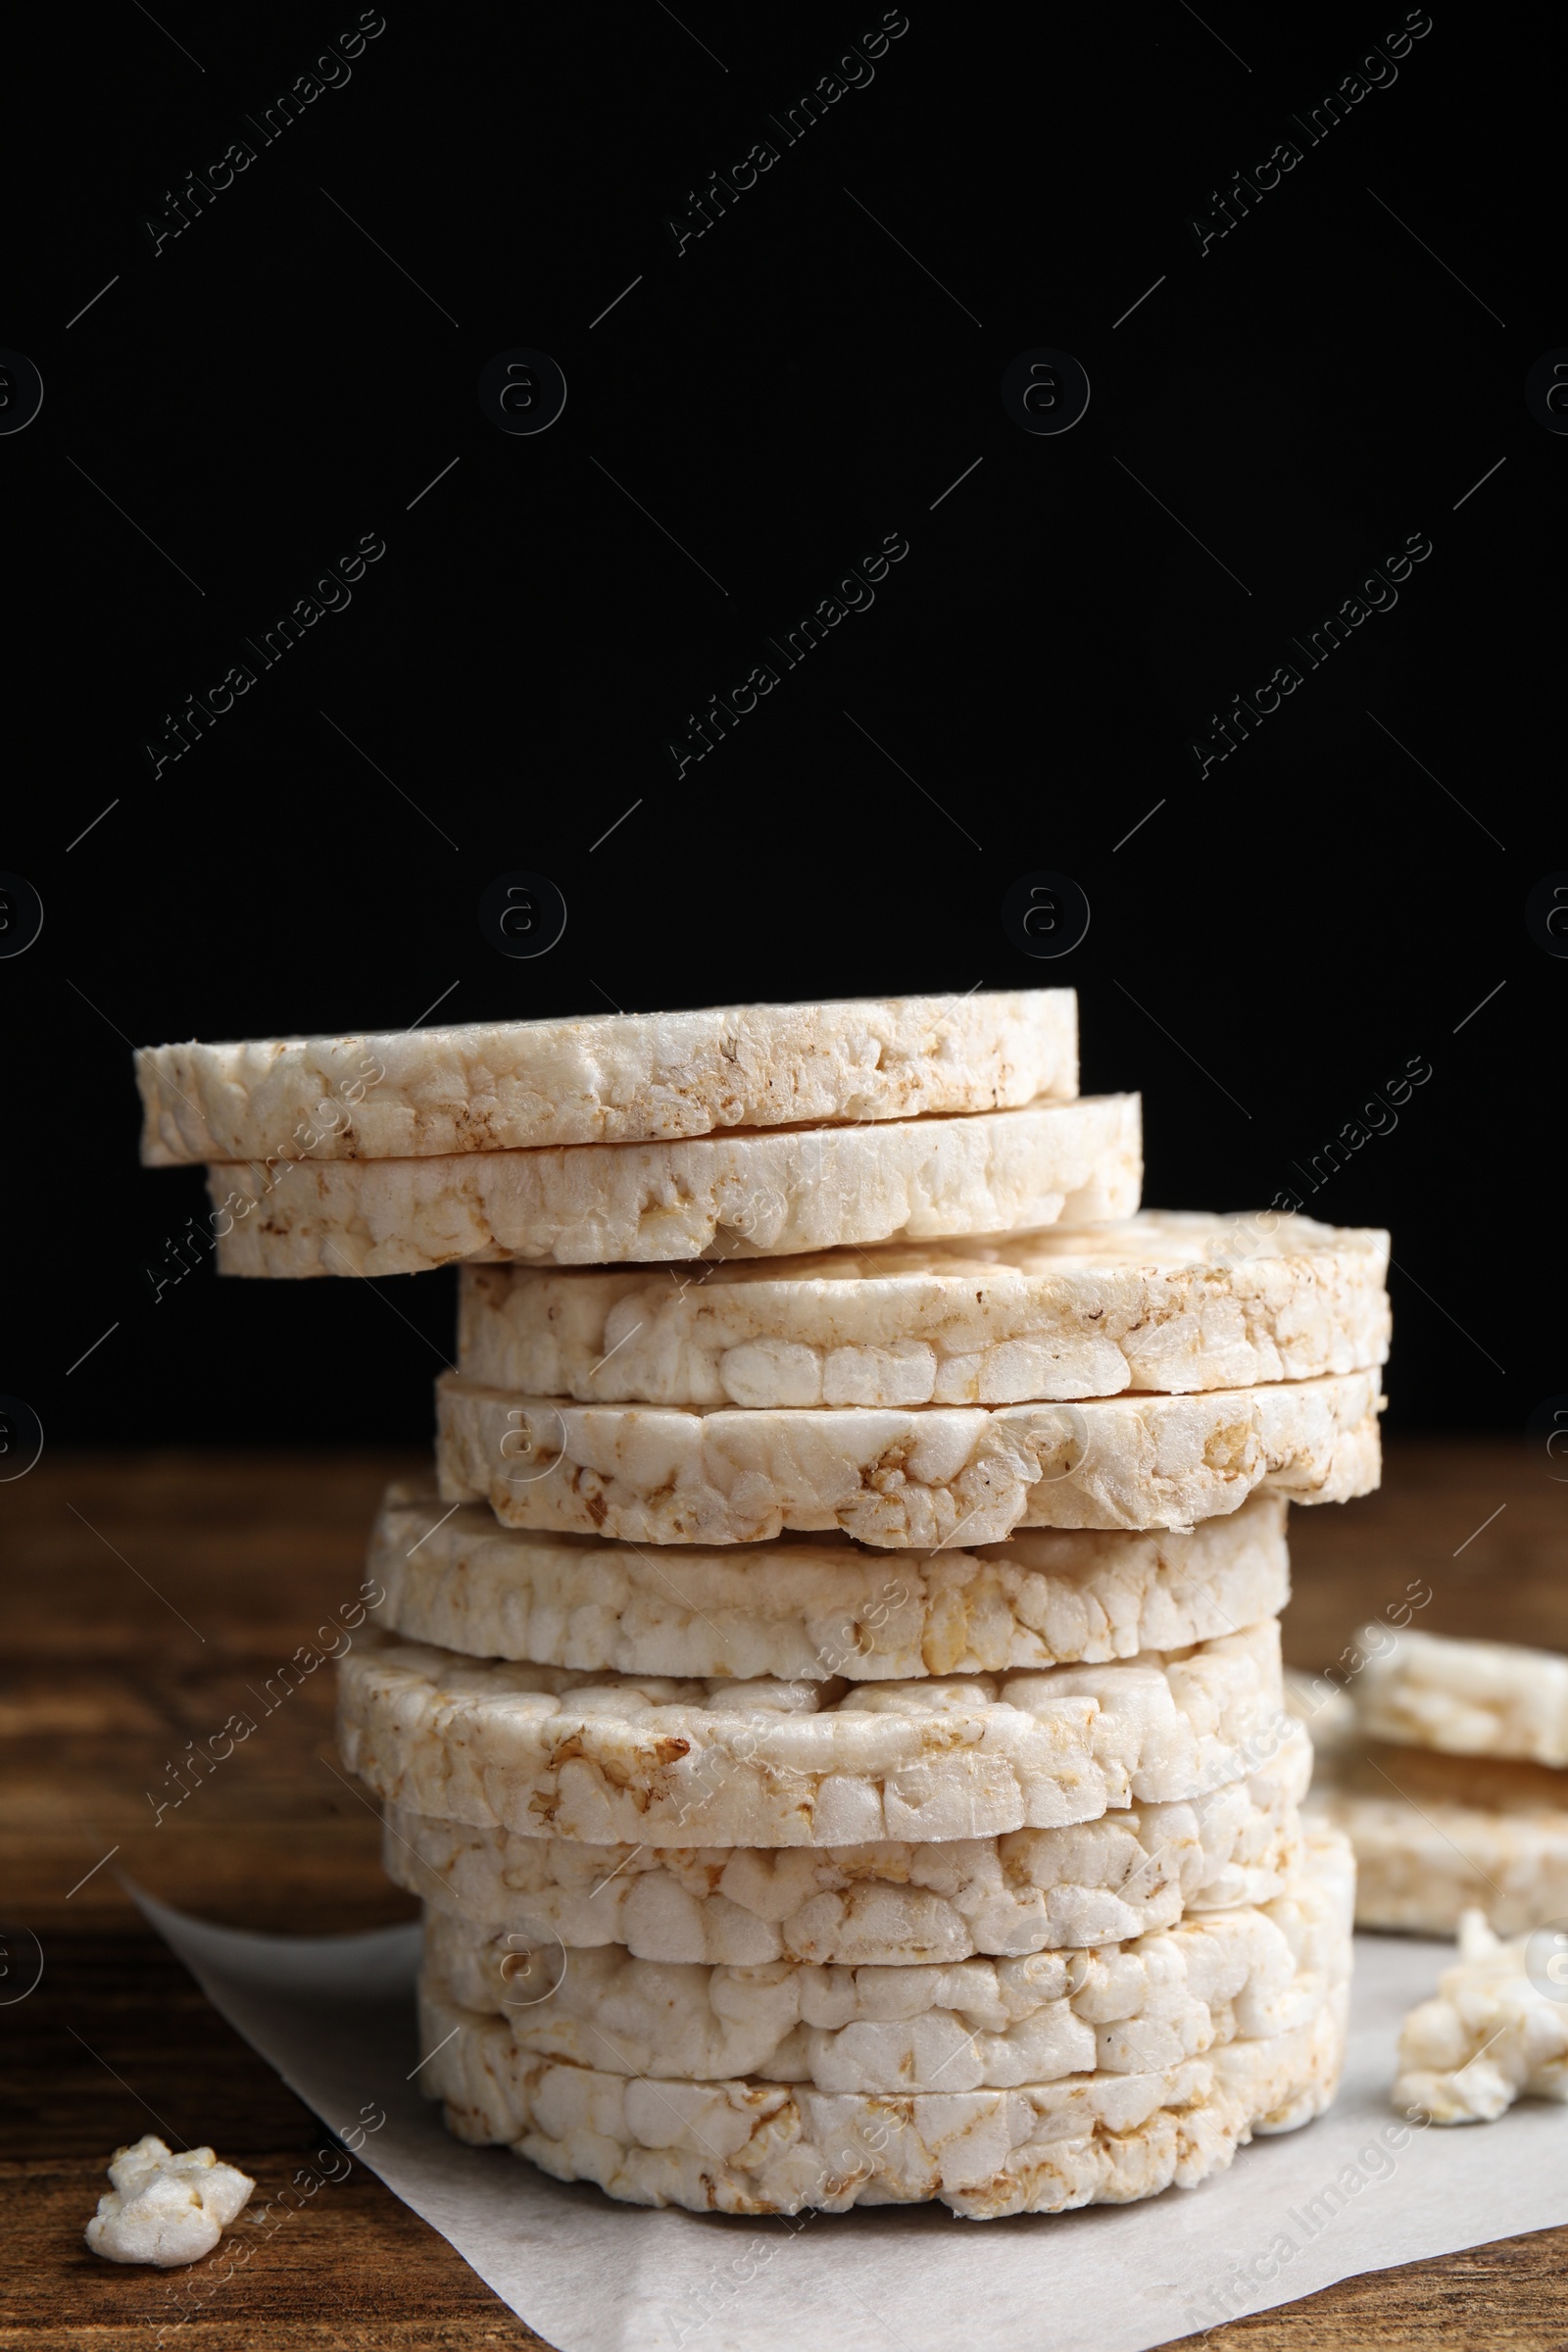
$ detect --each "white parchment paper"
[137,1891,1568,2352]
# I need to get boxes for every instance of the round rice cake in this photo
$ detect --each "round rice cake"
[418,1828,1351,2091]
[457,1212,1390,1405]
[414,1831,1351,2216]
[336,1621,1288,1849]
[1355,1627,1568,1768]
[138,991,1077,1165]
[421,1994,1348,2216]
[434,1369,1382,1545]
[1308,1740,1568,1936]
[208,1095,1141,1276]
[383,1722,1312,1963]
[370,1484,1291,1678]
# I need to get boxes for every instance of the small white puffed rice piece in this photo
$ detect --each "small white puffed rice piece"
[84,2134,254,2268]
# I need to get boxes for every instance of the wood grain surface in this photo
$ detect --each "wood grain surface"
[2,1442,1565,2348]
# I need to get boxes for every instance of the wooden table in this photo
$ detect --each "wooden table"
[3,1444,1566,2348]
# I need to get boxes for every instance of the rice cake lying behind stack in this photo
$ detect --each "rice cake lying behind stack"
[1298,1631,1568,1935]
[1356,1627,1568,1767]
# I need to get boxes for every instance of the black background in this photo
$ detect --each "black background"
[4,1,1560,1452]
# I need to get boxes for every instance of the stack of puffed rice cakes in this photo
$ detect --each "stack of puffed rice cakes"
[136,990,1388,2219]
[1296,1629,1568,1937]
